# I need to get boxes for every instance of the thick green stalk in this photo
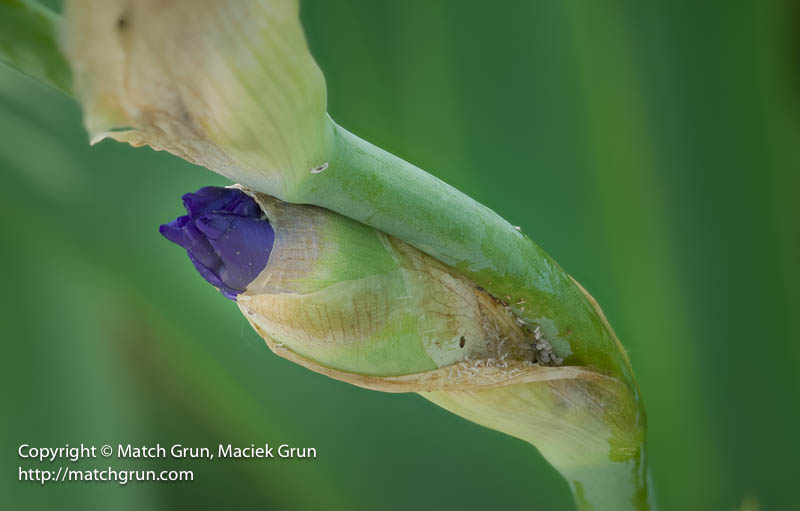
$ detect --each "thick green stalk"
[0,0,71,95]
[298,122,650,510]
[302,122,638,385]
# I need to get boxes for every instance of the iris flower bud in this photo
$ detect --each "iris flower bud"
[162,185,647,510]
[159,187,274,300]
[8,0,652,507]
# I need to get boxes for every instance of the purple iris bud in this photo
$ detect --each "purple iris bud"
[159,186,274,300]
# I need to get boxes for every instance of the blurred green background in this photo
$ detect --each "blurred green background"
[2,1,798,509]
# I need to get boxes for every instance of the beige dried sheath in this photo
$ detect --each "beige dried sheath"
[234,189,643,507]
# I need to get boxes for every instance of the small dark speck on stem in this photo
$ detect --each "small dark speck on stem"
[460,336,466,348]
[117,15,129,31]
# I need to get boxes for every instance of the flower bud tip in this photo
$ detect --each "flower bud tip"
[159,187,274,300]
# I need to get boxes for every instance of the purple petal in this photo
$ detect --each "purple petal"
[182,187,242,218]
[160,186,274,300]
[159,217,190,246]
[186,252,225,289]
[220,289,240,301]
[182,223,220,268]
[187,252,239,298]
[195,212,235,240]
[203,214,274,291]
[228,195,261,217]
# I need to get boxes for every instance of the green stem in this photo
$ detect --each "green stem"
[300,122,651,510]
[304,121,638,383]
[0,0,71,95]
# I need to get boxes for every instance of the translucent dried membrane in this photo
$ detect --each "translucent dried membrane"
[236,187,555,375]
[62,0,331,200]
[233,187,645,510]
